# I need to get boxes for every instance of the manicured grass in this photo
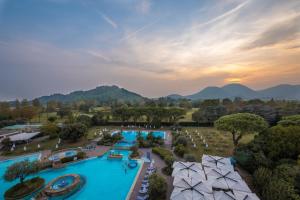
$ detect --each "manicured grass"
[2,137,90,156]
[179,108,198,122]
[177,127,254,161]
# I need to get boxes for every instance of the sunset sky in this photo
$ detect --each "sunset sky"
[0,0,299,100]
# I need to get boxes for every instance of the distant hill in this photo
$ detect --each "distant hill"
[37,85,145,104]
[167,84,300,100]
[166,94,184,100]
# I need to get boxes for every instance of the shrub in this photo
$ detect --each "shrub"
[1,138,12,151]
[129,146,140,159]
[253,167,272,194]
[152,147,173,160]
[184,154,196,162]
[60,156,75,163]
[262,178,298,200]
[152,147,174,176]
[77,151,86,160]
[174,144,186,157]
[41,122,59,139]
[76,115,92,127]
[175,136,188,147]
[4,177,45,199]
[148,174,167,200]
[59,123,87,142]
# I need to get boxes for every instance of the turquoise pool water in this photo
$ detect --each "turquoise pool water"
[0,153,40,198]
[49,150,77,161]
[113,130,166,147]
[2,124,42,130]
[0,150,141,200]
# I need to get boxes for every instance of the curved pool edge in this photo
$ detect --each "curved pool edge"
[126,159,144,200]
[0,152,41,163]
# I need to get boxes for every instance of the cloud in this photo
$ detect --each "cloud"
[98,11,118,29]
[136,0,151,14]
[192,0,250,29]
[242,15,300,50]
[120,19,158,42]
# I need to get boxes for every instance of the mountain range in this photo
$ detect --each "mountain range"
[168,84,300,100]
[36,84,300,103]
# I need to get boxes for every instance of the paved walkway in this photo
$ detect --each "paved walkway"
[129,148,173,200]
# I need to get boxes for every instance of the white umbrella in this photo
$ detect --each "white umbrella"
[213,190,236,200]
[37,144,40,149]
[202,155,233,171]
[206,169,244,191]
[24,146,27,151]
[58,138,61,144]
[12,143,16,148]
[172,162,206,179]
[171,177,214,200]
[55,144,59,149]
[233,190,260,200]
[10,147,14,152]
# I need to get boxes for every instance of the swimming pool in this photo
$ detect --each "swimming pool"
[0,153,41,199]
[49,150,77,161]
[2,124,42,130]
[113,130,166,148]
[0,150,142,200]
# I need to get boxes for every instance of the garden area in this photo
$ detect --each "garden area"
[171,127,255,161]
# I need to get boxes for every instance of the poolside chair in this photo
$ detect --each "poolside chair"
[142,179,149,184]
[136,194,149,200]
[139,186,148,194]
[141,182,149,188]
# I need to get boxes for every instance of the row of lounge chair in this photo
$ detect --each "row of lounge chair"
[136,165,156,200]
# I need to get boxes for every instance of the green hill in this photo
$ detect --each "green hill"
[37,85,145,104]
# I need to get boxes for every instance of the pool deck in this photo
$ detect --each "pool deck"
[84,145,110,157]
[129,148,173,200]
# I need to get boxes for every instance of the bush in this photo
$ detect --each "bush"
[4,177,45,199]
[175,136,188,147]
[76,115,92,127]
[262,178,299,200]
[152,147,173,160]
[77,151,86,160]
[41,122,59,139]
[98,132,123,146]
[59,123,87,142]
[184,154,196,162]
[60,156,75,163]
[148,174,167,200]
[152,147,174,176]
[253,167,272,193]
[174,144,186,157]
[129,146,140,159]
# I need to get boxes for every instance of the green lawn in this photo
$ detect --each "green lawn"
[179,108,198,122]
[177,127,255,161]
[2,137,90,156]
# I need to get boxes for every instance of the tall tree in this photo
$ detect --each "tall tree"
[215,113,268,147]
[4,160,40,184]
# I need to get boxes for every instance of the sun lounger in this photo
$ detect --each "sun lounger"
[139,187,148,194]
[136,194,149,200]
[142,179,148,184]
[141,182,149,188]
